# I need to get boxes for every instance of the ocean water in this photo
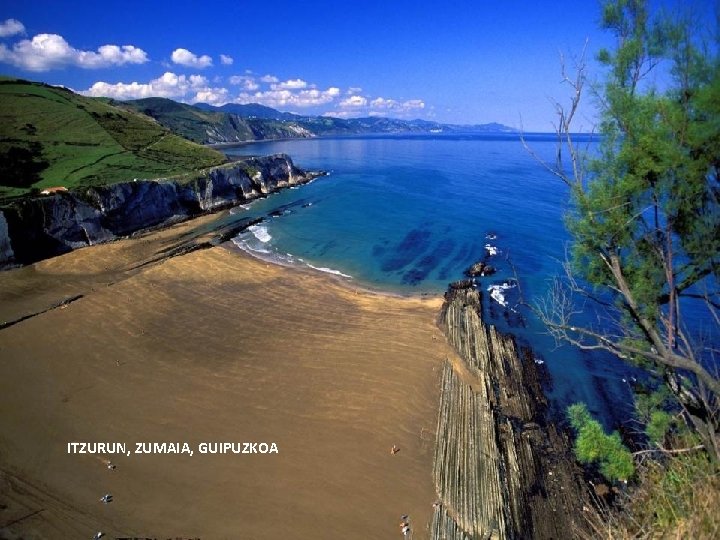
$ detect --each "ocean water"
[223,134,636,426]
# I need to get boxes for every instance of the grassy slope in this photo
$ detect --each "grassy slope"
[118,97,255,143]
[0,78,226,199]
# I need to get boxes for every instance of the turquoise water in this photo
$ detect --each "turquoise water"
[223,134,636,426]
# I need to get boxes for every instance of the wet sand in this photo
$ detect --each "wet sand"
[0,216,455,539]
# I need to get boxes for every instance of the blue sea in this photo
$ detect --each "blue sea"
[222,133,636,426]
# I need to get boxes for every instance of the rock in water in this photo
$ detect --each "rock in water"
[464,260,496,277]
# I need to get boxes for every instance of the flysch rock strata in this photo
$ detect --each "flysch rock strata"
[432,282,589,539]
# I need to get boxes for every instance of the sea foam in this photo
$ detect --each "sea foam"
[231,225,272,256]
[487,281,516,307]
[307,263,352,279]
[231,226,351,280]
[249,224,272,243]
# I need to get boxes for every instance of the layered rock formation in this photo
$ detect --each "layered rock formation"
[0,154,322,269]
[432,283,589,539]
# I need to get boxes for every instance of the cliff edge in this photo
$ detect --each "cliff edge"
[0,154,321,269]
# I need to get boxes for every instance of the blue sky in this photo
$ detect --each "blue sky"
[0,1,713,131]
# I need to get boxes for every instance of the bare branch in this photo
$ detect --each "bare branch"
[632,444,705,456]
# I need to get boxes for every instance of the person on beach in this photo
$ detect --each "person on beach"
[99,494,112,504]
[399,515,411,537]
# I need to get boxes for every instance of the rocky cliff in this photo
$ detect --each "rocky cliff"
[431,282,590,539]
[0,154,321,269]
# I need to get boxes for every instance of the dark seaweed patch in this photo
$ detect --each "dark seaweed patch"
[437,240,479,281]
[314,240,338,257]
[380,229,432,272]
[401,268,426,285]
[401,238,456,285]
[372,243,387,257]
[267,198,310,216]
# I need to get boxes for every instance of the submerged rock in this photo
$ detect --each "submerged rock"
[464,260,496,277]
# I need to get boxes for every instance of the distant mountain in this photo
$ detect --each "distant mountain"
[194,102,298,121]
[121,98,314,144]
[464,122,516,132]
[118,98,516,146]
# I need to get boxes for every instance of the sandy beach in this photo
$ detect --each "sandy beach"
[0,214,456,539]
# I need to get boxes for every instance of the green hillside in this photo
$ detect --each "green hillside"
[0,78,226,199]
[120,97,314,144]
[118,97,255,143]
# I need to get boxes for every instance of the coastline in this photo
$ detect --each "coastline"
[226,237,444,303]
[0,216,454,539]
[208,135,317,150]
[0,153,321,270]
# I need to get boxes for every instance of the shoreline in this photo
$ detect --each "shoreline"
[0,219,454,539]
[208,135,317,150]
[0,153,319,270]
[0,195,591,539]
[224,238,446,303]
[1,193,445,327]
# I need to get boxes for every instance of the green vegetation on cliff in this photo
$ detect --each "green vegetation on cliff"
[117,97,255,143]
[0,78,226,199]
[567,403,635,482]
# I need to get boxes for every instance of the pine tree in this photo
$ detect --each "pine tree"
[530,0,719,458]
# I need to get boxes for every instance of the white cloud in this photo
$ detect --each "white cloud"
[339,95,368,108]
[0,33,148,71]
[82,71,212,101]
[274,78,307,90]
[370,96,425,112]
[234,86,341,108]
[171,48,212,68]
[229,75,259,91]
[402,99,425,110]
[325,95,426,119]
[260,74,279,83]
[187,74,208,86]
[0,18,25,37]
[80,70,426,118]
[93,45,147,66]
[323,110,358,119]
[370,97,397,109]
[347,87,362,95]
[219,54,233,65]
[194,87,229,105]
